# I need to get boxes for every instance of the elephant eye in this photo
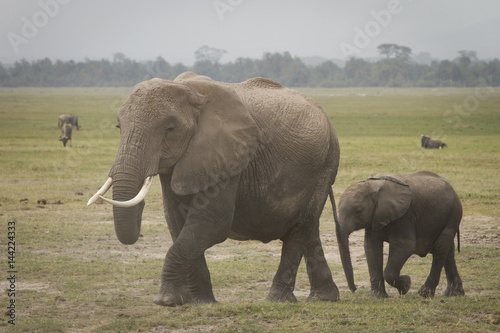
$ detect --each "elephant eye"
[165,122,176,131]
[355,207,362,214]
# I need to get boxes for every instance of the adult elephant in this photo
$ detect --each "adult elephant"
[88,72,341,306]
[336,171,464,298]
[58,114,80,130]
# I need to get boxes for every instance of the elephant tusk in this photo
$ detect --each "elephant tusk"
[87,177,113,206]
[97,176,154,208]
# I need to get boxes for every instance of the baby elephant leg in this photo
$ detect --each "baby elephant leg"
[419,229,457,298]
[443,241,465,297]
[418,253,444,298]
[384,242,413,295]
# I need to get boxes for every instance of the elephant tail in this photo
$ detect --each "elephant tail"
[328,187,339,225]
[457,227,460,253]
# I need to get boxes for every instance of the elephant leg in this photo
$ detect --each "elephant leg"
[155,215,231,306]
[384,240,414,296]
[267,227,308,303]
[442,241,464,297]
[187,254,216,303]
[154,179,238,307]
[418,228,457,298]
[305,227,339,302]
[364,230,388,298]
[159,174,192,303]
[418,253,445,298]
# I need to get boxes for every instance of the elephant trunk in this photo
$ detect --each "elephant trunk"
[87,127,160,245]
[88,174,152,245]
[110,172,146,245]
[87,140,158,244]
[107,130,159,244]
[335,218,357,292]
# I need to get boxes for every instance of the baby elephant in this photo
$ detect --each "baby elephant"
[59,123,72,147]
[421,134,447,149]
[336,171,464,298]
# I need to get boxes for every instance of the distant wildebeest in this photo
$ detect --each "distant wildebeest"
[421,135,447,149]
[59,123,72,147]
[58,114,80,130]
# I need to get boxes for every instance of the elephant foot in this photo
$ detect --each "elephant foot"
[397,275,412,295]
[443,283,464,297]
[418,284,436,298]
[154,292,189,307]
[154,291,217,307]
[266,287,297,303]
[190,293,217,304]
[371,290,389,299]
[307,284,340,302]
[154,282,194,307]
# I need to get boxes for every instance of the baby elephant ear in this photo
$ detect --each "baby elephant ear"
[368,174,411,231]
[171,80,259,195]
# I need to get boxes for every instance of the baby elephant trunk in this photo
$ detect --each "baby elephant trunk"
[335,221,357,292]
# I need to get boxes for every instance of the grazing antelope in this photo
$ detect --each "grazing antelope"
[59,123,72,147]
[58,114,80,130]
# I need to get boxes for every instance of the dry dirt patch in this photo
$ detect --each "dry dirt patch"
[460,215,500,246]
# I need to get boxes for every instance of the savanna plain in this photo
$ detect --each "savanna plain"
[0,86,499,332]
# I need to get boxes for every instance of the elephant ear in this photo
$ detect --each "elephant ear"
[171,80,259,196]
[368,174,412,231]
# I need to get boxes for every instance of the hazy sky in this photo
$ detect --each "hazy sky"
[2,0,500,65]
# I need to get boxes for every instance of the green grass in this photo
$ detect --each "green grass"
[0,87,499,332]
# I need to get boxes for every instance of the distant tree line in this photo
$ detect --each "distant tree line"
[1,45,498,87]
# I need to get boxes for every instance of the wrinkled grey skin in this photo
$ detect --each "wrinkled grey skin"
[97,72,341,306]
[59,123,72,147]
[336,171,464,298]
[421,134,447,149]
[58,114,80,130]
